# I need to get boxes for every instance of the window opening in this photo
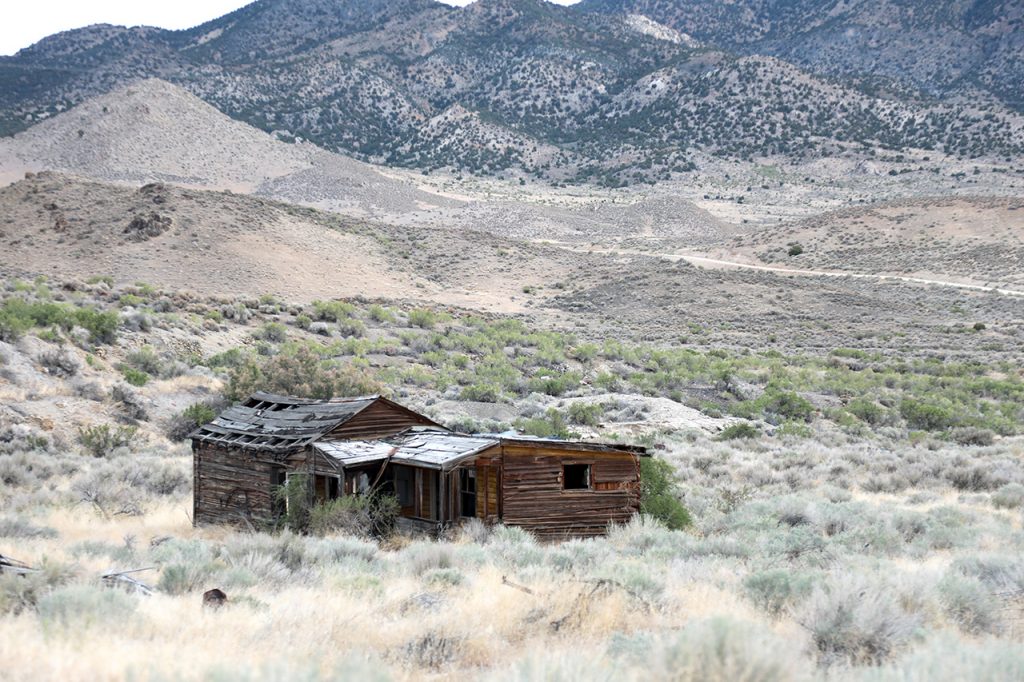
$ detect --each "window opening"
[563,464,591,490]
[460,468,477,517]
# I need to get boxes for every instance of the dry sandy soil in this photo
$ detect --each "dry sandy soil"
[0,172,588,313]
[714,197,1024,288]
[2,173,1023,364]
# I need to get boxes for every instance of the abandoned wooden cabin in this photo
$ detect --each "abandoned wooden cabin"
[191,392,646,538]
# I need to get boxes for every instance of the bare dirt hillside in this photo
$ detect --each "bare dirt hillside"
[0,79,457,218]
[416,194,733,245]
[0,79,312,190]
[0,172,594,311]
[715,197,1024,287]
[3,173,1022,362]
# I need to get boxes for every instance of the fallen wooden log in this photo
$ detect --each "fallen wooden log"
[0,554,36,575]
[501,575,535,595]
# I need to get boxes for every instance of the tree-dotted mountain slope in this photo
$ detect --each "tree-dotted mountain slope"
[579,0,1024,110]
[1,0,1023,184]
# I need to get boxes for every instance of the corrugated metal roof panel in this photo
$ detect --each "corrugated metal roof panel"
[314,440,396,467]
[313,431,499,471]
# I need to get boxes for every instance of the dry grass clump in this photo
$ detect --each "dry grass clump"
[799,573,921,666]
[0,283,1022,680]
[0,453,1022,682]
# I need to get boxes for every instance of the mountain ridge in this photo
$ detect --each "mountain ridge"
[2,0,1022,184]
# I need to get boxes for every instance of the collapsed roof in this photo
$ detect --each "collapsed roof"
[189,392,439,452]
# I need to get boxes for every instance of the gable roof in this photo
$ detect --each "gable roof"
[314,429,500,472]
[190,392,441,453]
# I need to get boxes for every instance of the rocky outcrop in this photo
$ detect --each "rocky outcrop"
[125,212,172,241]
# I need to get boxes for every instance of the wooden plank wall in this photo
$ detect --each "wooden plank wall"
[475,463,501,522]
[193,442,280,526]
[323,401,437,441]
[416,469,436,520]
[500,444,640,539]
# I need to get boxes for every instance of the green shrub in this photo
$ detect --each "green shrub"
[167,401,221,441]
[0,559,74,615]
[77,424,138,457]
[718,422,760,440]
[255,322,288,343]
[336,318,366,338]
[787,243,804,256]
[119,366,149,386]
[73,308,120,344]
[225,344,381,401]
[424,568,464,587]
[831,348,870,360]
[800,575,919,665]
[525,371,580,397]
[991,483,1024,510]
[368,304,395,323]
[459,382,502,403]
[762,390,815,423]
[273,474,312,533]
[126,346,162,375]
[743,569,815,618]
[571,343,599,363]
[620,617,810,682]
[0,306,32,341]
[847,397,886,425]
[0,517,57,539]
[950,426,995,446]
[640,458,692,530]
[311,300,357,322]
[158,563,217,596]
[408,308,440,329]
[515,409,575,439]
[567,402,603,426]
[900,399,955,431]
[0,299,119,344]
[206,347,245,369]
[309,493,400,538]
[939,573,1002,635]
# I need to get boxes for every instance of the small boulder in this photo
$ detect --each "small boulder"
[202,588,227,610]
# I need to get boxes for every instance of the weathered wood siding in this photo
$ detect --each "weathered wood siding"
[193,442,282,526]
[323,401,437,441]
[417,469,436,520]
[500,444,640,539]
[475,461,501,522]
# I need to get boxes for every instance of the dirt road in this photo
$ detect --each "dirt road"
[536,239,1024,297]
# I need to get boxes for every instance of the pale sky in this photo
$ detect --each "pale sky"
[2,0,581,56]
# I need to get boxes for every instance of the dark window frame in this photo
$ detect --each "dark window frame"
[460,468,477,518]
[563,463,592,490]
